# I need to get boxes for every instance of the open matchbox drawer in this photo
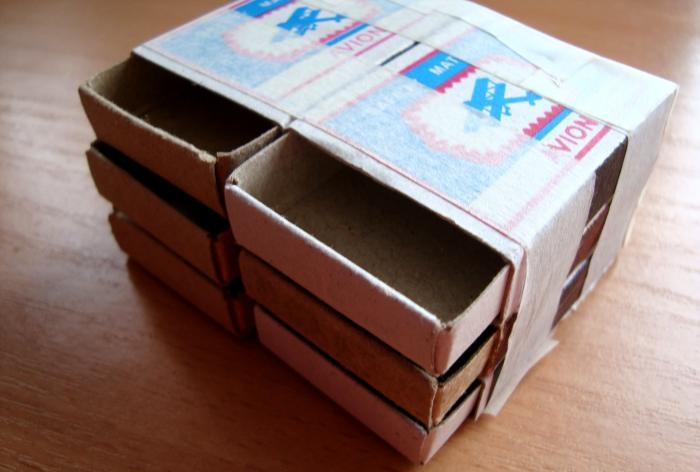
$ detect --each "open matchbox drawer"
[79,55,281,216]
[88,142,239,285]
[227,132,510,376]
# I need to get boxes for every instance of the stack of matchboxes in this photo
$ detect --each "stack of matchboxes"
[79,0,675,464]
[79,55,281,336]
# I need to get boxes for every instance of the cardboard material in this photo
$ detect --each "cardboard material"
[255,306,481,464]
[153,1,673,411]
[88,0,677,457]
[240,250,494,428]
[109,211,252,336]
[79,55,280,216]
[134,0,422,122]
[228,132,509,376]
[88,142,238,285]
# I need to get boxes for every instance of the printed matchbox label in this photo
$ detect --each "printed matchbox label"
[226,0,384,61]
[140,0,409,109]
[306,42,625,233]
[138,0,626,234]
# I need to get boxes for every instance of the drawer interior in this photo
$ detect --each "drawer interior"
[232,133,507,322]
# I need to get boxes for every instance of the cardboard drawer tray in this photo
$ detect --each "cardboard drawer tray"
[241,250,495,428]
[80,55,280,215]
[88,142,239,285]
[109,211,252,336]
[228,132,509,376]
[255,306,481,464]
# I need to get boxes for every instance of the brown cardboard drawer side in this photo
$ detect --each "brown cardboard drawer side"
[80,55,279,215]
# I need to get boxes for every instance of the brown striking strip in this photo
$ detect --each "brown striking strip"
[572,203,610,272]
[552,257,591,329]
[588,138,628,221]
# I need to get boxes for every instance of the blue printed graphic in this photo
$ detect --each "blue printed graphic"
[533,108,571,140]
[235,0,294,18]
[325,22,369,46]
[403,52,472,90]
[325,79,533,206]
[465,78,541,121]
[277,7,345,36]
[149,0,403,90]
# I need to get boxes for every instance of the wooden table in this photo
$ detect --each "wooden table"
[1,1,698,470]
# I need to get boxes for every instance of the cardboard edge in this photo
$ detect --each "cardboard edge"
[211,230,240,284]
[86,144,235,284]
[228,291,255,337]
[214,125,282,209]
[255,306,481,464]
[109,211,251,337]
[134,45,292,128]
[421,385,480,464]
[79,77,225,216]
[432,330,495,425]
[226,183,443,374]
[436,265,509,373]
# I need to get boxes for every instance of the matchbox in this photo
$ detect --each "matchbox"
[109,211,252,336]
[227,132,509,376]
[79,0,678,463]
[240,250,494,428]
[255,305,482,464]
[79,55,280,216]
[226,129,628,376]
[88,142,239,285]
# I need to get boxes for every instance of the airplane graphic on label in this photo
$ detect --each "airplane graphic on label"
[277,7,345,36]
[465,78,541,121]
[225,0,379,61]
[395,47,610,163]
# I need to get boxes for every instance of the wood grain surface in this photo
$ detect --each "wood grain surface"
[0,1,698,470]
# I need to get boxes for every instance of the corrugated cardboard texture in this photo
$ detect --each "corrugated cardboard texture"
[109,211,252,336]
[79,55,279,216]
[87,143,238,284]
[240,251,494,428]
[255,305,481,464]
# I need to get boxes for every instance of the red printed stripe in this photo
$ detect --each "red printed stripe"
[435,64,477,93]
[575,126,611,160]
[228,0,251,10]
[522,104,566,137]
